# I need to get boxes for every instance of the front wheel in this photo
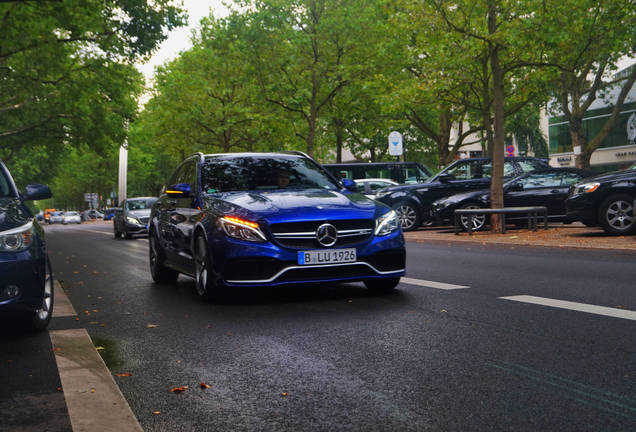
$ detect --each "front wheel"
[394,201,421,232]
[598,194,635,235]
[194,234,224,302]
[149,231,179,284]
[459,203,486,231]
[29,257,54,332]
[364,277,400,294]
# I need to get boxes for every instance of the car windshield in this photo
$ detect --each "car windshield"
[201,155,340,193]
[66,211,78,216]
[125,199,155,211]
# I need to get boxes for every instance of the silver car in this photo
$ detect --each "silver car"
[49,211,64,224]
[62,211,81,224]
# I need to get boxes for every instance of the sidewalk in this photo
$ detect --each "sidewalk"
[405,223,636,252]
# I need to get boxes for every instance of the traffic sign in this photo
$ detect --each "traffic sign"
[388,131,403,156]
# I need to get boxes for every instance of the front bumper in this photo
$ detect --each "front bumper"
[566,194,599,226]
[210,230,406,287]
[124,221,149,235]
[0,250,46,313]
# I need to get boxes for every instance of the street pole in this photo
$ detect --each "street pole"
[118,143,127,206]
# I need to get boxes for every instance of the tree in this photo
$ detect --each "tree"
[539,0,636,168]
[0,0,185,185]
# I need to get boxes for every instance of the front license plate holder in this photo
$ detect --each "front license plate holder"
[298,248,357,265]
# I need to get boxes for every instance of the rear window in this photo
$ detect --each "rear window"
[518,159,549,173]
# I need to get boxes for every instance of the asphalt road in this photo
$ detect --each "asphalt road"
[2,222,635,431]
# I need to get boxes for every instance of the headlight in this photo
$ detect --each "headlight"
[126,216,140,224]
[218,216,266,242]
[0,221,33,252]
[572,182,600,196]
[375,210,400,236]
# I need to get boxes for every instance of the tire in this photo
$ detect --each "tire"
[29,257,54,332]
[598,194,636,235]
[149,231,179,284]
[394,201,421,232]
[459,203,486,231]
[364,277,400,294]
[194,234,224,302]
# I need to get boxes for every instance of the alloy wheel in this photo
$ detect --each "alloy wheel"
[397,205,417,230]
[460,205,486,231]
[36,262,53,321]
[195,236,208,296]
[605,200,634,231]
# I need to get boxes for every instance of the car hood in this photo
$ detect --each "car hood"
[204,189,382,224]
[128,209,151,218]
[0,198,32,232]
[580,168,636,184]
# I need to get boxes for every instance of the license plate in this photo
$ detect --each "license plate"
[298,248,356,265]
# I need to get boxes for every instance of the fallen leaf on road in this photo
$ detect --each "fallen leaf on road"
[95,346,105,352]
[441,309,447,313]
[147,324,158,328]
[52,347,61,352]
[170,386,189,393]
[200,382,211,389]
[88,321,98,325]
[281,392,289,397]
[115,373,133,377]
[152,411,160,415]
[176,360,182,364]
[616,305,625,309]
[73,271,79,274]
[90,388,95,393]
[57,387,62,392]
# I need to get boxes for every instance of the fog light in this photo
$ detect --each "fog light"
[4,285,20,298]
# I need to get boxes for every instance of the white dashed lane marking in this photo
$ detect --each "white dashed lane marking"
[400,277,469,290]
[500,295,636,321]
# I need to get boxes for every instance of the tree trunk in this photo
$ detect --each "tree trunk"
[569,117,588,168]
[488,1,505,233]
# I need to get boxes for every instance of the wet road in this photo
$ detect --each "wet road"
[4,221,635,431]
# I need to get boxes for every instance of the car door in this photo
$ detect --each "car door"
[156,165,183,266]
[167,158,200,274]
[505,172,564,216]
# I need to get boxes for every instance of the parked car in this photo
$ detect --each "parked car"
[432,168,592,231]
[375,157,550,231]
[48,211,64,224]
[354,178,399,199]
[323,161,432,184]
[566,164,636,235]
[82,209,104,221]
[113,197,157,239]
[0,160,54,331]
[62,211,81,224]
[149,152,405,300]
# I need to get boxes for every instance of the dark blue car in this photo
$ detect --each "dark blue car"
[0,160,54,331]
[149,152,406,300]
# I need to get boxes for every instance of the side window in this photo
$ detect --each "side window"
[518,159,548,173]
[445,161,472,180]
[481,161,515,178]
[519,172,561,188]
[560,172,582,186]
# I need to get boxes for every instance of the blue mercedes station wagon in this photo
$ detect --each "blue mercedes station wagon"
[0,160,54,331]
[149,152,406,300]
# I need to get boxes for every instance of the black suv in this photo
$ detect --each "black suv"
[375,157,550,231]
[566,164,636,235]
[0,160,54,331]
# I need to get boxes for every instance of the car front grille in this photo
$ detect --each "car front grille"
[138,217,150,224]
[270,219,374,249]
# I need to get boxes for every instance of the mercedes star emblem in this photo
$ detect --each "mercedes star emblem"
[316,223,337,247]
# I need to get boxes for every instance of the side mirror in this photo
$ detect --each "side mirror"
[23,184,52,201]
[508,182,524,192]
[341,178,357,191]
[166,183,191,197]
[437,173,453,184]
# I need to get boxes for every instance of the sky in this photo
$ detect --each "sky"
[135,1,231,83]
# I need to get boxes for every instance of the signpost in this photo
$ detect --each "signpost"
[84,193,98,209]
[388,131,403,160]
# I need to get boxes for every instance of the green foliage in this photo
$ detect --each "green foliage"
[0,0,185,190]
